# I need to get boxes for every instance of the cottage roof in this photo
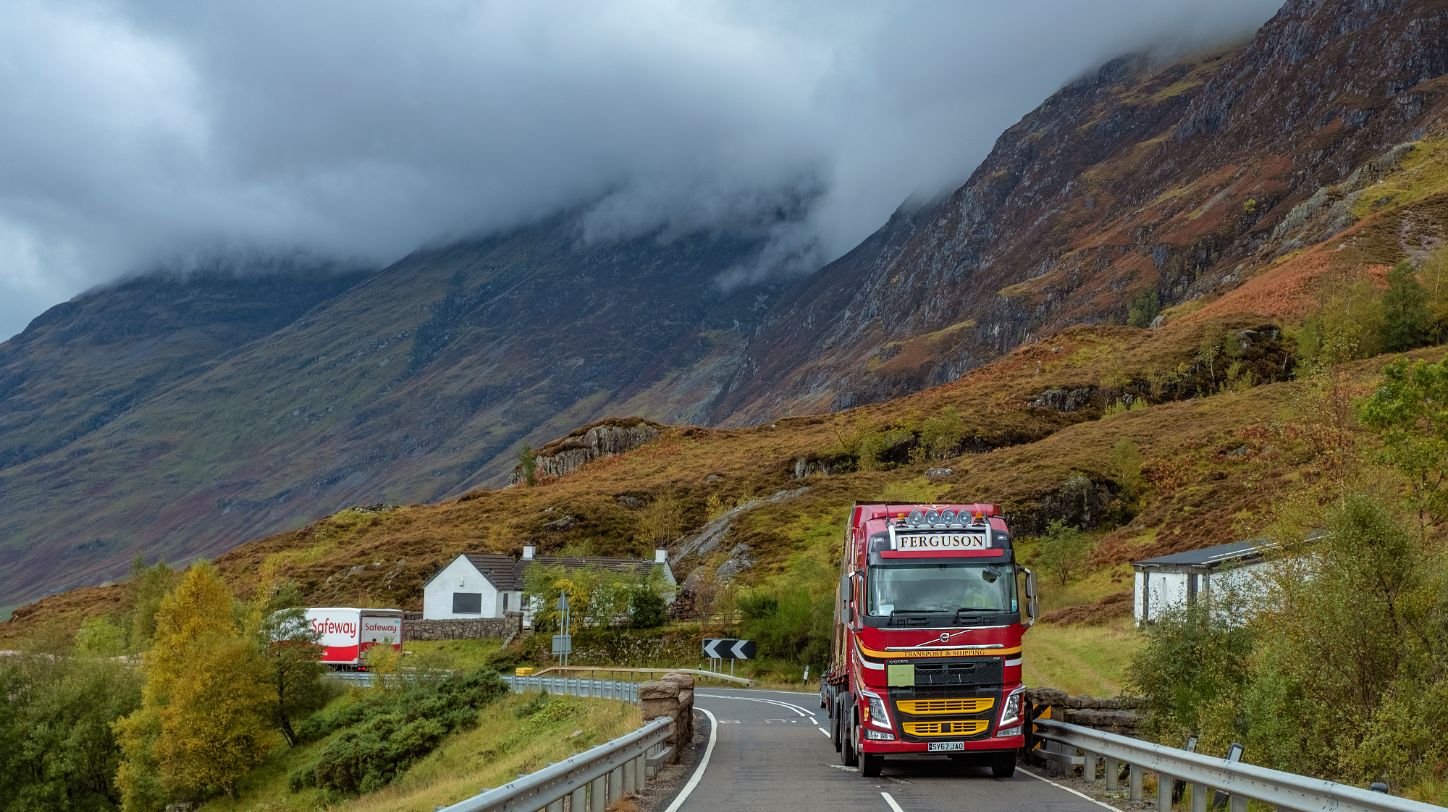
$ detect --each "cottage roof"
[1133,539,1277,572]
[462,553,525,591]
[529,556,664,576]
[435,552,668,592]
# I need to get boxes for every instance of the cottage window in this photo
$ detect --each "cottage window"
[453,592,482,614]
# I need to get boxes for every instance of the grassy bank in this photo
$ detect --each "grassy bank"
[1022,618,1141,696]
[204,691,638,811]
[405,638,504,671]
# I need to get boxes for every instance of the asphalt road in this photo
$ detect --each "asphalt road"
[671,687,1117,812]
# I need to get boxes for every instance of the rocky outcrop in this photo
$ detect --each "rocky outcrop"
[670,487,808,566]
[510,419,662,484]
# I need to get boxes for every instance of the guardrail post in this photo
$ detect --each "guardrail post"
[1228,795,1246,812]
[589,775,606,812]
[1129,764,1143,801]
[1190,782,1207,812]
[608,766,623,803]
[1083,751,1098,784]
[569,784,586,812]
[624,757,639,795]
[1105,756,1119,791]
[546,800,562,812]
[1157,773,1173,811]
[632,755,645,794]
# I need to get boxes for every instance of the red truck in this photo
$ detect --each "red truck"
[821,503,1038,777]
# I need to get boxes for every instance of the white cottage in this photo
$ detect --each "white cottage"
[422,545,676,621]
[422,552,526,620]
[1133,539,1276,626]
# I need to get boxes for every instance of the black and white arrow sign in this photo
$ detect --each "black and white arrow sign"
[702,638,756,660]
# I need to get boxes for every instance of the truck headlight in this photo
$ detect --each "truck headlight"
[998,686,1025,728]
[862,689,893,730]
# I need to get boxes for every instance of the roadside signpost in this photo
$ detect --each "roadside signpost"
[555,591,572,667]
[702,637,756,675]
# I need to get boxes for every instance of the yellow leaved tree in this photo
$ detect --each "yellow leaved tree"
[114,562,275,810]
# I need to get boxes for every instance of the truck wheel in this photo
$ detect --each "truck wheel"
[840,714,858,767]
[991,753,1017,779]
[859,749,883,778]
[831,706,842,753]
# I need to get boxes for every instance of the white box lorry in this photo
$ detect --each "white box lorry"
[304,607,404,668]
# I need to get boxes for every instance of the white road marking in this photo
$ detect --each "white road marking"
[697,693,812,718]
[829,764,853,772]
[880,790,906,812]
[663,707,718,812]
[820,728,830,737]
[1018,766,1124,811]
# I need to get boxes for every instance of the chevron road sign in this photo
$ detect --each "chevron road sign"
[702,638,756,660]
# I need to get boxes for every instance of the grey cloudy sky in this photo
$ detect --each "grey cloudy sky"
[0,0,1284,340]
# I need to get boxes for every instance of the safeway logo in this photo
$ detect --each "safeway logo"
[312,619,357,636]
[363,622,399,632]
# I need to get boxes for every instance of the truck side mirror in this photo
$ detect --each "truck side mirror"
[851,571,865,626]
[1022,567,1039,628]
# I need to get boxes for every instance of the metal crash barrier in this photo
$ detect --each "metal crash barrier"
[1033,717,1445,812]
[501,674,641,702]
[438,715,674,812]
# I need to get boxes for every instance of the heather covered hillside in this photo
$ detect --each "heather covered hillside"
[0,220,783,609]
[8,0,1448,614]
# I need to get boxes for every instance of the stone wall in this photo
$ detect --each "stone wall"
[403,612,522,641]
[1027,688,1145,738]
[639,671,695,764]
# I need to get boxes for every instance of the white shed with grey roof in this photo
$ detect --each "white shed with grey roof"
[1133,539,1276,626]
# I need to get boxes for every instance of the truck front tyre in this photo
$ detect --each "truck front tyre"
[840,713,858,767]
[858,749,883,778]
[991,752,1017,779]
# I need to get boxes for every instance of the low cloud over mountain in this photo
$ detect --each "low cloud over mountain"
[0,0,1282,339]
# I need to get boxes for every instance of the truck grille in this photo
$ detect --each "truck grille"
[896,697,995,716]
[891,684,998,742]
[901,720,990,738]
[909,658,1003,688]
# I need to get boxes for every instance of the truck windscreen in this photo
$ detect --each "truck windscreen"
[868,562,1015,615]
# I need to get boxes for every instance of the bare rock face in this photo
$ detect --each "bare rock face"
[510,419,661,484]
[715,0,1448,425]
[1030,386,1098,413]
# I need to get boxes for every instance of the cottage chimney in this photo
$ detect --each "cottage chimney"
[522,545,536,560]
[654,548,667,564]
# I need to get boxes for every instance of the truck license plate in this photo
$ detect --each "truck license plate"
[928,742,965,752]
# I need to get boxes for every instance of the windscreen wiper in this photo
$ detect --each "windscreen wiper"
[887,609,937,627]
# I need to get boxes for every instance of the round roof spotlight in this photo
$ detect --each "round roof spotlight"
[939,509,957,524]
[924,510,940,525]
[907,509,925,526]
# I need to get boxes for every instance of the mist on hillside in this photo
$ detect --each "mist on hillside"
[0,0,1283,340]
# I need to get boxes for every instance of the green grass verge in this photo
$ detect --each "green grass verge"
[404,638,504,671]
[1022,617,1141,697]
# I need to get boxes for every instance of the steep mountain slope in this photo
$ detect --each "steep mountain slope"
[20,307,1428,637]
[0,267,368,471]
[715,0,1448,422]
[0,219,780,607]
[7,0,1448,612]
